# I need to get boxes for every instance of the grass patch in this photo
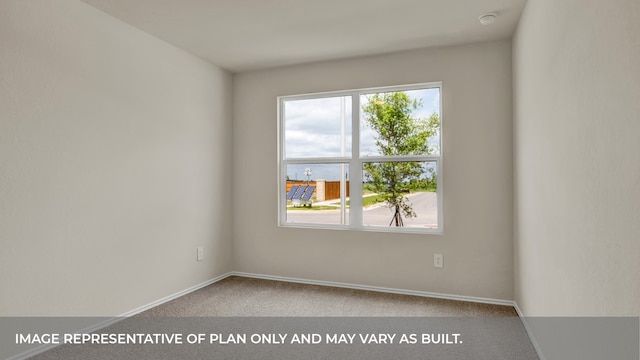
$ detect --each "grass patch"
[412,187,437,193]
[337,195,383,208]
[286,205,338,211]
[363,195,383,207]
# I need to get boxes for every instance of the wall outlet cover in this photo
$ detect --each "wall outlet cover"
[434,253,443,268]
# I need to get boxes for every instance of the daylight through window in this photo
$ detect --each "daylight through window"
[279,83,442,233]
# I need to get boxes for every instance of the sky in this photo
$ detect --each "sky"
[284,88,440,181]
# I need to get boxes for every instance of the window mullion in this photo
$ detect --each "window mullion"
[350,93,362,228]
[360,155,437,162]
[284,157,351,164]
[278,97,286,226]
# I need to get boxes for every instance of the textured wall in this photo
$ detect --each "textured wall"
[0,0,233,316]
[513,0,640,316]
[233,41,514,301]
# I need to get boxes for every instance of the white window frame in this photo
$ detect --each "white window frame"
[277,82,443,234]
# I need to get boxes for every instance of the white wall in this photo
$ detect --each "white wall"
[513,0,639,316]
[0,0,233,316]
[233,41,514,300]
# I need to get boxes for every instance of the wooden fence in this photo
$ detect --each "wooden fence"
[324,180,350,201]
[286,180,350,201]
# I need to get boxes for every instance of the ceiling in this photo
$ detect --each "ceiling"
[80,0,527,73]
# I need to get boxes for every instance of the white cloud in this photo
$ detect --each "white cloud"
[284,96,352,158]
[284,87,441,159]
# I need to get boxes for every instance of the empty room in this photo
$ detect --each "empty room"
[1,0,638,359]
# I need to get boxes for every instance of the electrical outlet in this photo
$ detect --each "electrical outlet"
[434,253,443,268]
[197,247,204,262]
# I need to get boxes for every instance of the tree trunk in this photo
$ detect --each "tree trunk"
[389,203,404,227]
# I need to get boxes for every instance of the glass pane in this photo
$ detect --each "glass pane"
[360,88,440,157]
[362,161,437,229]
[284,96,352,158]
[285,163,349,225]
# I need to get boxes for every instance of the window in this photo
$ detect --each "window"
[278,83,442,233]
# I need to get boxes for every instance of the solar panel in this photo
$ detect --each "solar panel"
[301,185,316,201]
[286,185,299,200]
[292,185,306,200]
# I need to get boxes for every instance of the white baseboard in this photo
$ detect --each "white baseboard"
[513,302,546,360]
[230,271,514,307]
[7,272,234,360]
[117,272,233,318]
[230,272,546,359]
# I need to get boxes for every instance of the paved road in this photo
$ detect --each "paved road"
[286,192,438,229]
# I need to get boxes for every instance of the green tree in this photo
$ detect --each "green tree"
[362,91,439,226]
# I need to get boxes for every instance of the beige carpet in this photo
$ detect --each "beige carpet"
[30,276,538,359]
[139,276,518,317]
